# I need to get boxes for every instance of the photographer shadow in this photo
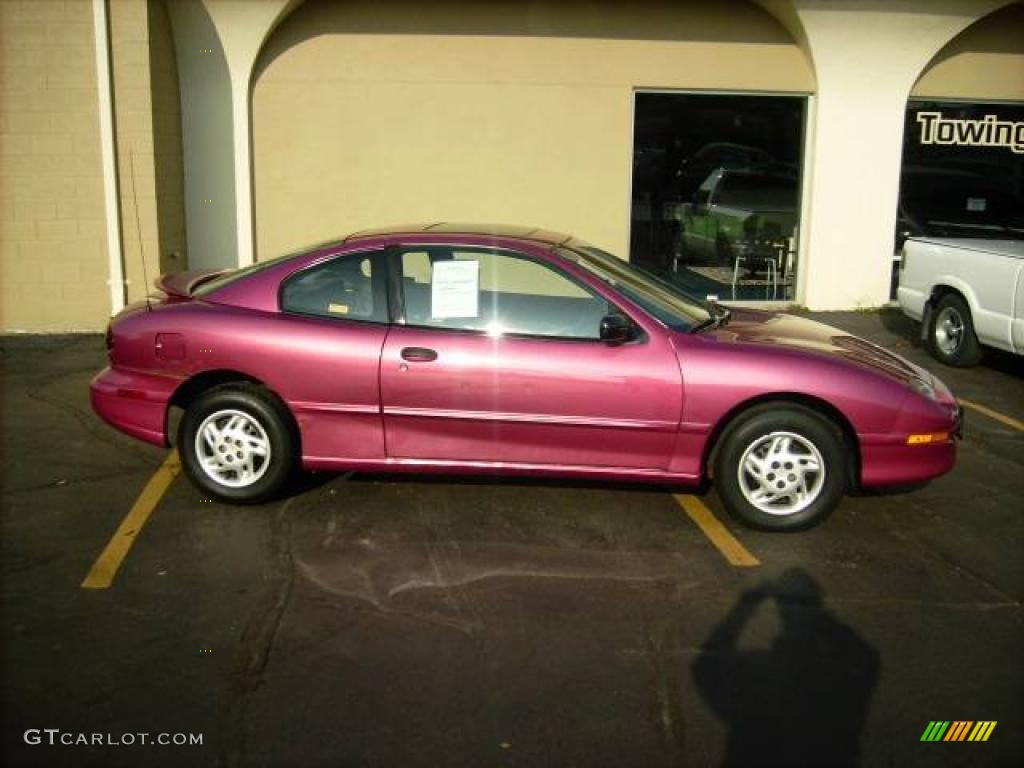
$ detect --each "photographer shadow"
[692,569,879,767]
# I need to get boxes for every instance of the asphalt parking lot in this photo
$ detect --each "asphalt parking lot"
[1,308,1022,767]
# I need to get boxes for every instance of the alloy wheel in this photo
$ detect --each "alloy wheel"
[194,408,272,489]
[736,430,825,516]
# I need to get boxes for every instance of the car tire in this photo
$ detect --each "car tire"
[714,404,848,532]
[178,384,298,504]
[926,293,982,367]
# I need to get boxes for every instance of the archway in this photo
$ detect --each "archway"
[251,0,813,267]
[895,2,1024,292]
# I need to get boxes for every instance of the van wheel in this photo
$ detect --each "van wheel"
[927,294,982,367]
[178,384,297,504]
[714,404,848,531]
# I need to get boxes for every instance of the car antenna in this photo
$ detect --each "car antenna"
[128,147,152,312]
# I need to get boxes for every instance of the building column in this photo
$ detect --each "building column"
[790,1,1005,309]
[167,0,299,269]
[197,0,301,267]
[92,0,126,315]
[167,0,236,272]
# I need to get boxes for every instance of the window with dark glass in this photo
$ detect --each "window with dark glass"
[631,92,806,302]
[899,101,1024,244]
[894,101,1024,296]
[281,252,387,322]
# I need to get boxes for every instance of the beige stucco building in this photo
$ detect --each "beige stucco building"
[1,0,1022,331]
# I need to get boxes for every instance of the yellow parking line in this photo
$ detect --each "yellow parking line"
[674,494,760,567]
[81,451,181,590]
[958,398,1024,432]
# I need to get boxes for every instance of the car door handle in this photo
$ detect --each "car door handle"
[400,347,438,362]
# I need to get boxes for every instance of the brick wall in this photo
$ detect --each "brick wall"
[0,0,110,331]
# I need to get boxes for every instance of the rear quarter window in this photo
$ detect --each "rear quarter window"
[281,252,388,323]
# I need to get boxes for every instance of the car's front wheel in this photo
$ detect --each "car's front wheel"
[714,404,848,531]
[926,293,982,367]
[178,384,298,503]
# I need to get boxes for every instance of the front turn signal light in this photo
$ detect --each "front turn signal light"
[907,432,949,445]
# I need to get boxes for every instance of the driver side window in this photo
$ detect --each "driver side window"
[399,247,612,340]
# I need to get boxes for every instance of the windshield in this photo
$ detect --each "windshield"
[557,243,712,331]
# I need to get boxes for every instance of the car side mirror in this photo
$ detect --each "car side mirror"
[600,314,634,344]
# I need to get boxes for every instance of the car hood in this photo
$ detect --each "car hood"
[702,308,928,386]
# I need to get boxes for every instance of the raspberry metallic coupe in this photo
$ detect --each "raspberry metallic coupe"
[91,224,961,530]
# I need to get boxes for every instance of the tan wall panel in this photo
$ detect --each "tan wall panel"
[912,3,1024,101]
[0,0,109,331]
[253,0,811,261]
[110,0,187,304]
[111,0,158,305]
[257,78,633,257]
[147,0,186,273]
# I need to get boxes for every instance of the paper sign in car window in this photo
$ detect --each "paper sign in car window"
[431,260,479,319]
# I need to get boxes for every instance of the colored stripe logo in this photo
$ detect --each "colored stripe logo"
[921,721,996,742]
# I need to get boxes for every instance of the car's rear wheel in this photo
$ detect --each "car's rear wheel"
[714,404,848,531]
[926,293,982,367]
[178,384,297,503]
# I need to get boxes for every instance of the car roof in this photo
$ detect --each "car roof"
[344,222,574,246]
